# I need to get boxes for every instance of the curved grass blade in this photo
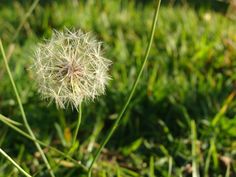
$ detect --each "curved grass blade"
[0,40,55,177]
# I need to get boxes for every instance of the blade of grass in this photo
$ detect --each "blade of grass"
[0,114,22,126]
[204,138,213,177]
[87,118,104,153]
[168,156,173,177]
[116,164,121,177]
[149,156,155,177]
[0,148,32,177]
[0,40,55,177]
[225,163,230,177]
[87,0,162,176]
[12,0,40,41]
[54,123,67,147]
[191,120,199,177]
[0,44,15,79]
[120,167,139,176]
[212,91,235,126]
[0,114,87,171]
[211,138,219,169]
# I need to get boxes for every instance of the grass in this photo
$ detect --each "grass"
[0,39,55,177]
[0,148,31,177]
[0,0,236,176]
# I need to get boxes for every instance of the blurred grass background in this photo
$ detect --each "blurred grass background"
[0,0,236,176]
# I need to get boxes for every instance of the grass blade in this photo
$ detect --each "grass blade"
[212,91,235,126]
[0,148,32,177]
[191,120,199,177]
[0,114,22,126]
[168,156,173,177]
[0,40,55,177]
[12,0,40,41]
[0,114,87,171]
[149,156,155,177]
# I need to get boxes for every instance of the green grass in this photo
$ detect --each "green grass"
[0,0,236,177]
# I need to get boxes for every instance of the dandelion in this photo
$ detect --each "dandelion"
[33,29,111,109]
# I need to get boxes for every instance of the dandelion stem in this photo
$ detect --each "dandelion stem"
[87,0,162,175]
[72,103,82,146]
[0,40,55,177]
[0,148,32,177]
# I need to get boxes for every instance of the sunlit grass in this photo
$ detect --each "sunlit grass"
[0,0,236,176]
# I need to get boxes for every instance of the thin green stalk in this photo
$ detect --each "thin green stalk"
[12,0,40,42]
[0,114,88,171]
[72,103,82,147]
[0,148,32,177]
[0,40,55,177]
[87,0,162,175]
[204,137,214,177]
[191,120,199,177]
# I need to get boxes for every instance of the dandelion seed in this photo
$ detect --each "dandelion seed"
[33,29,111,109]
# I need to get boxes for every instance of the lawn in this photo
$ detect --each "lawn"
[0,0,236,177]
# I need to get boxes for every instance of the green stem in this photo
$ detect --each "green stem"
[0,40,55,177]
[0,148,32,177]
[87,0,162,175]
[72,103,82,147]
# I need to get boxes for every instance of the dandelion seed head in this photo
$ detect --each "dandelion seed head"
[33,29,111,109]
